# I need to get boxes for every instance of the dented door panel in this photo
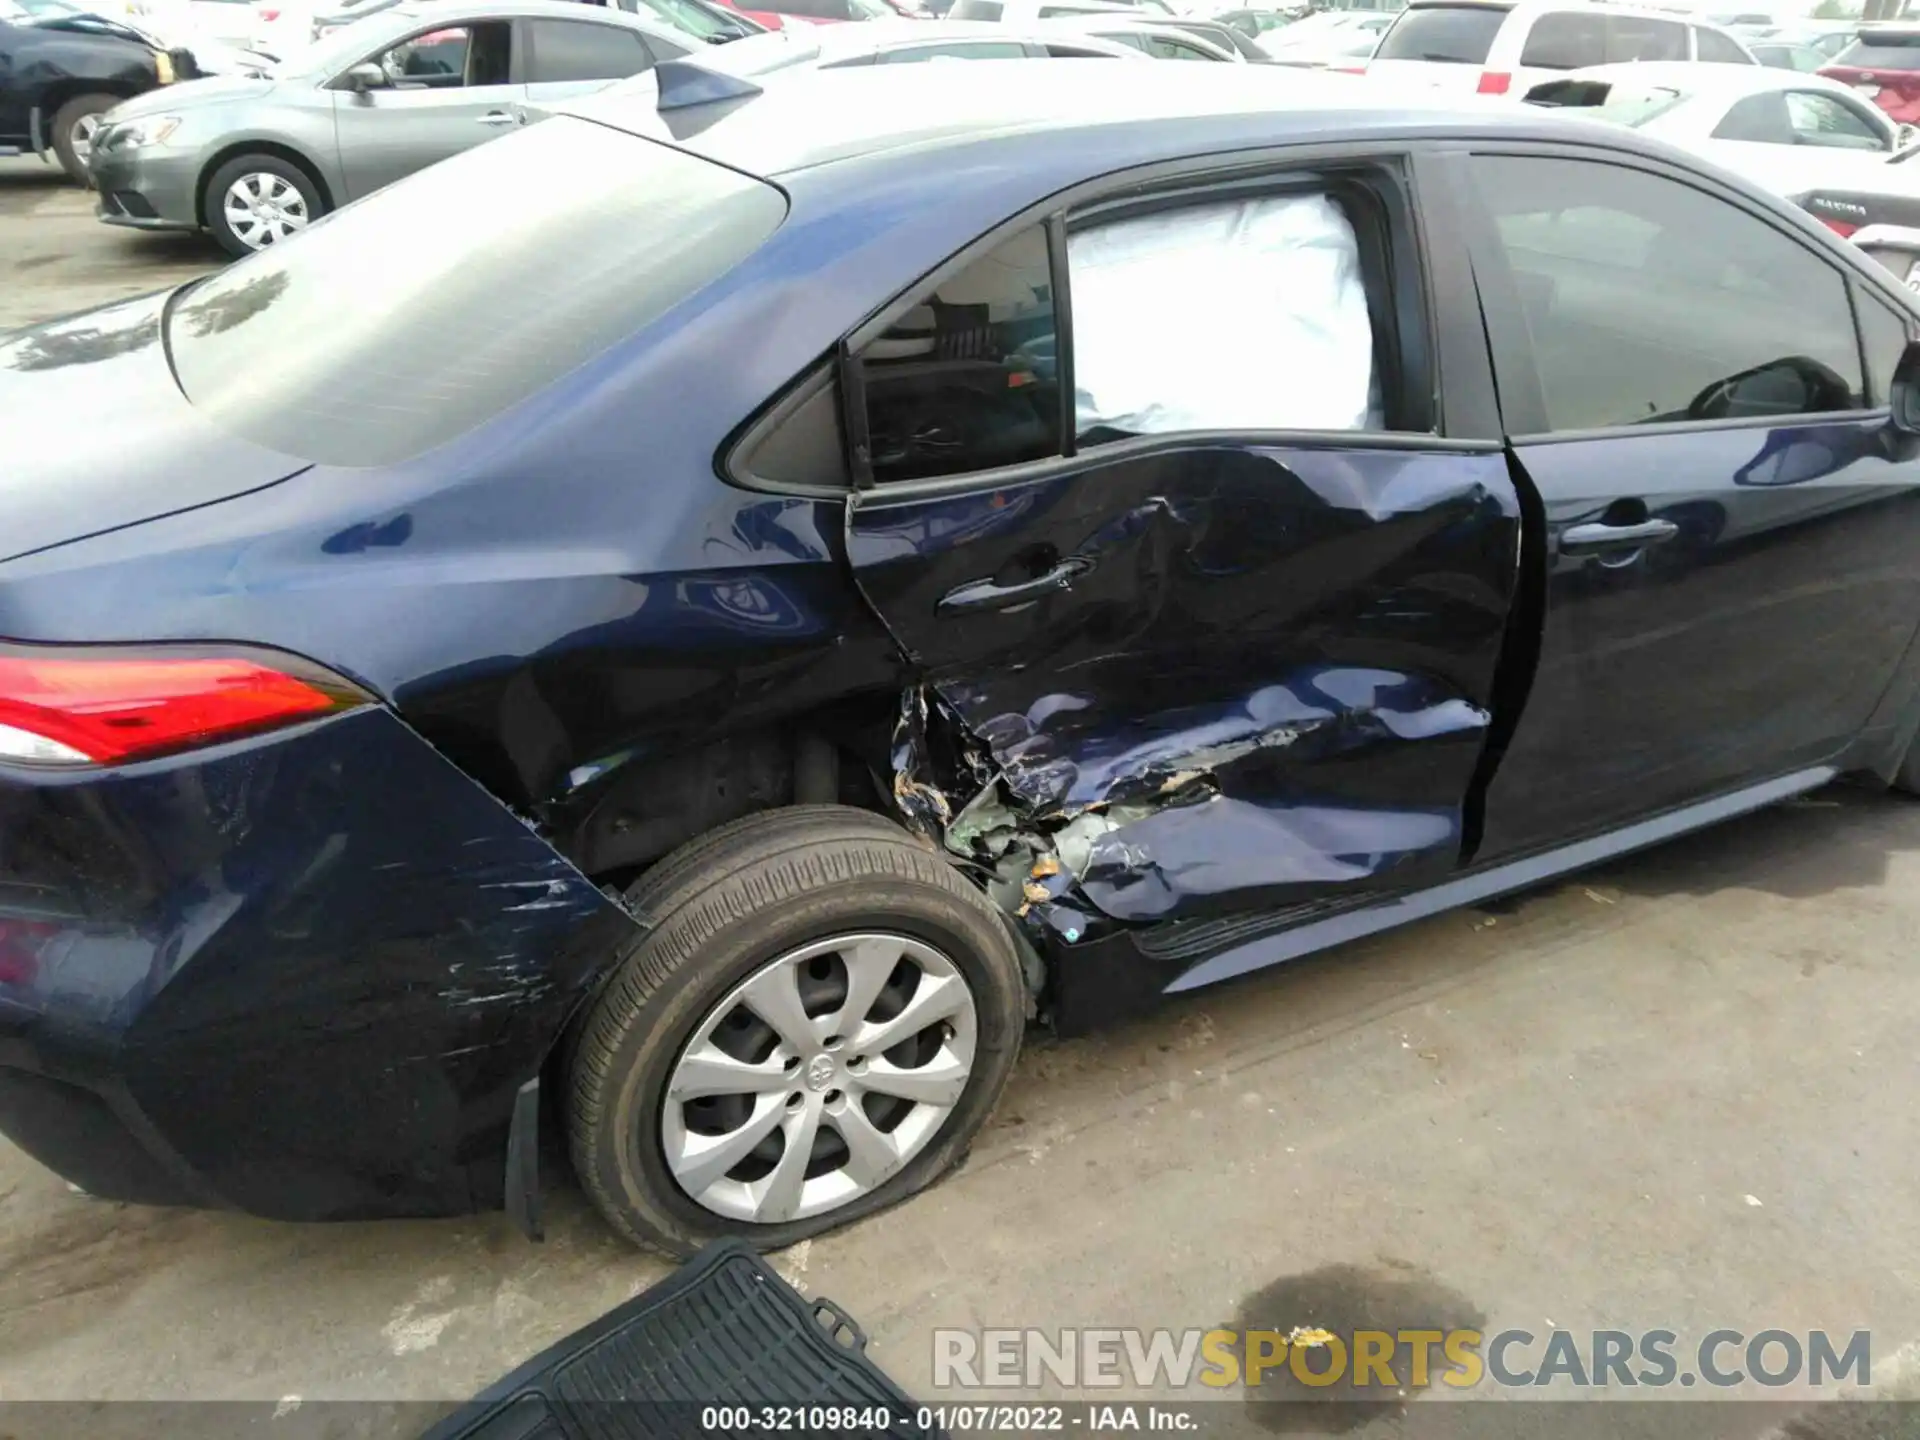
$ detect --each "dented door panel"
[851,440,1521,931]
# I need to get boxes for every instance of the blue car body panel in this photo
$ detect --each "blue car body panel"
[2,67,1920,1220]
[0,706,637,1219]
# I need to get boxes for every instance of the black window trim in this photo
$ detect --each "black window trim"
[724,141,1500,499]
[1452,137,1896,444]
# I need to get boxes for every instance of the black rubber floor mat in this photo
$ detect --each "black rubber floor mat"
[421,1239,934,1440]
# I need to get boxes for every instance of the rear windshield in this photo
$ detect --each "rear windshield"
[1373,4,1506,63]
[167,117,786,467]
[1833,36,1920,69]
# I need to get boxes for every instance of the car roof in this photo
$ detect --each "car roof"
[565,55,1684,178]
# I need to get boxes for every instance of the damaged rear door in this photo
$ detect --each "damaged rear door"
[843,151,1523,936]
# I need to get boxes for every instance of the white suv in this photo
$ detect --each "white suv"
[1364,0,1755,97]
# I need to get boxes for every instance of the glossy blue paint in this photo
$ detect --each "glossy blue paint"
[4,69,1920,1225]
[852,442,1521,927]
[1479,416,1920,862]
[0,707,638,1218]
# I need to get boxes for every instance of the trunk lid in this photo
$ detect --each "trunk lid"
[0,291,311,566]
[1823,30,1920,124]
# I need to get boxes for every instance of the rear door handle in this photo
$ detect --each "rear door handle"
[478,111,518,126]
[1561,519,1679,554]
[937,557,1093,616]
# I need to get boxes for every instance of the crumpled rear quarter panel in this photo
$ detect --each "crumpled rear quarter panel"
[0,705,641,1219]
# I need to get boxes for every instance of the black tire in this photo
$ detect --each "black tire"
[50,94,116,186]
[1896,741,1920,797]
[567,804,1027,1257]
[203,153,325,258]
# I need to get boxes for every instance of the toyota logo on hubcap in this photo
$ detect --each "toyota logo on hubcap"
[804,1055,837,1092]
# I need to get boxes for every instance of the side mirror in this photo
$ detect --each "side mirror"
[344,61,387,91]
[1891,339,1920,435]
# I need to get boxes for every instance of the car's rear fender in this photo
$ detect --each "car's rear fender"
[0,702,642,1219]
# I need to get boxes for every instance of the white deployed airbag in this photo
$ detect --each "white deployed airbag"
[1068,192,1380,435]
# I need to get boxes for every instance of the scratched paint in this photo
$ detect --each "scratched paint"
[859,444,1523,936]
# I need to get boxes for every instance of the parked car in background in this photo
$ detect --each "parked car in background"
[1822,26,1920,131]
[38,0,275,69]
[1256,7,1387,63]
[948,0,1172,21]
[1154,15,1269,57]
[0,0,179,177]
[608,15,1137,70]
[1750,40,1826,73]
[1773,22,1856,62]
[1364,0,1752,96]
[8,59,1920,1260]
[611,0,763,41]
[1790,148,1920,243]
[88,0,692,253]
[310,0,763,42]
[1042,11,1242,56]
[708,0,909,27]
[1525,63,1899,199]
[1211,4,1301,39]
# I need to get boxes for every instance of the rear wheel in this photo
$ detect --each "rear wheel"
[51,94,116,185]
[1896,740,1920,797]
[204,153,324,257]
[567,805,1027,1257]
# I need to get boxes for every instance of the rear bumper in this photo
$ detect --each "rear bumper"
[0,705,641,1220]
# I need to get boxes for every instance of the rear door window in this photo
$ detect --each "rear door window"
[167,119,787,467]
[1372,4,1505,63]
[524,19,658,82]
[1068,192,1382,439]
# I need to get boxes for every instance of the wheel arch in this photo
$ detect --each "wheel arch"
[195,140,334,227]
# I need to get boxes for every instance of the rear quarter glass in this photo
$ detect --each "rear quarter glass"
[165,118,787,470]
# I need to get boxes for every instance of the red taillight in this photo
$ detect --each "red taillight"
[1820,217,1860,238]
[0,647,362,767]
[1333,63,1368,73]
[1477,70,1511,95]
[256,6,279,17]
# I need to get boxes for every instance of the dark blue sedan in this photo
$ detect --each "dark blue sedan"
[4,59,1920,1256]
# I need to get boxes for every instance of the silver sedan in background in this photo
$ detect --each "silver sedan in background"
[87,0,692,254]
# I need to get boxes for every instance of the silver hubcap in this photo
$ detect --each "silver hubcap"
[70,113,101,163]
[224,172,309,249]
[662,932,978,1225]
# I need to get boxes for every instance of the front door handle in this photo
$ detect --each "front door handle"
[1561,519,1679,554]
[477,111,518,126]
[937,557,1093,616]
